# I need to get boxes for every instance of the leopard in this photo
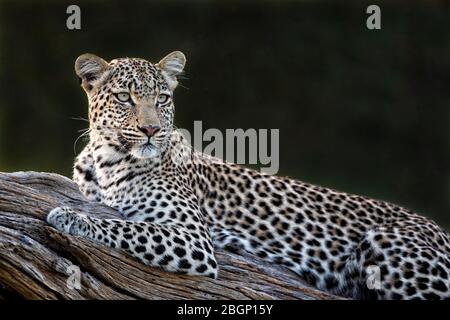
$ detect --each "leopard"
[47,51,450,300]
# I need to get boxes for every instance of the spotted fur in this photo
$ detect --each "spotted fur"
[47,51,450,299]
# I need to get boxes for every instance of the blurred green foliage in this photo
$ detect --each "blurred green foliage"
[0,0,449,229]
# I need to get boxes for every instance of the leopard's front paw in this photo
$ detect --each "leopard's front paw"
[47,207,90,237]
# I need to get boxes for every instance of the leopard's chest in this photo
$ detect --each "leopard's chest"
[93,152,156,201]
[92,153,188,222]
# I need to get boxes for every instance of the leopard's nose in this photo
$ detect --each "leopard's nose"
[137,125,161,138]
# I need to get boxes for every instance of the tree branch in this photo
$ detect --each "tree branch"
[0,171,339,300]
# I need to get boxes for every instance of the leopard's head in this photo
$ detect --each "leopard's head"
[75,51,185,159]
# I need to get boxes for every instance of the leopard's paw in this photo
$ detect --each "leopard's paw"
[47,207,90,237]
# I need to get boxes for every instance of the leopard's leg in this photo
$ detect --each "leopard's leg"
[73,144,102,203]
[47,207,218,278]
[341,227,450,300]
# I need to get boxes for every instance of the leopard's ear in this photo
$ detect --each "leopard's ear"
[75,53,110,92]
[157,51,186,90]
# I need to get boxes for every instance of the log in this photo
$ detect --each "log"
[0,171,340,300]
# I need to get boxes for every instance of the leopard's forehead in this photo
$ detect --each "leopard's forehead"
[107,58,168,97]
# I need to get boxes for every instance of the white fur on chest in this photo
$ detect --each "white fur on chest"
[92,144,162,207]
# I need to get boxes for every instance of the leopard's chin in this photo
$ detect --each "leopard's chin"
[130,143,161,159]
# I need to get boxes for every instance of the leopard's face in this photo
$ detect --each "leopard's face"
[75,52,186,159]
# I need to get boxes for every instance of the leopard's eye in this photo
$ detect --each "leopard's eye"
[116,92,131,103]
[157,94,170,104]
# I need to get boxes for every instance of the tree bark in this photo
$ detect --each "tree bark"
[0,171,340,300]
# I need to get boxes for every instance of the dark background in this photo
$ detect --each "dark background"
[0,0,449,230]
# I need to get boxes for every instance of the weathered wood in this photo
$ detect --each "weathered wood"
[0,171,340,300]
